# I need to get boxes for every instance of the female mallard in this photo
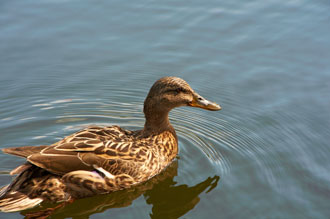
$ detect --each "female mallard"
[0,76,221,212]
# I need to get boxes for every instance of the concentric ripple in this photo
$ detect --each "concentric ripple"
[170,109,231,175]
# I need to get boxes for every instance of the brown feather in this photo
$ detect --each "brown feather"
[27,153,93,175]
[0,190,42,212]
[2,146,48,158]
[10,163,32,175]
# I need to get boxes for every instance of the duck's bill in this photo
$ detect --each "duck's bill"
[188,94,221,111]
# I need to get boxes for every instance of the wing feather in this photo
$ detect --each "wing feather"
[53,140,104,152]
[3,126,138,176]
[2,146,48,158]
[27,153,93,175]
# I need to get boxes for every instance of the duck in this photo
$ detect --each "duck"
[0,76,221,212]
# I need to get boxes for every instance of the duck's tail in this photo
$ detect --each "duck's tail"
[0,164,43,212]
[0,186,42,212]
[0,163,70,213]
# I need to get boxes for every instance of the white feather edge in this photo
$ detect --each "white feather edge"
[0,192,42,212]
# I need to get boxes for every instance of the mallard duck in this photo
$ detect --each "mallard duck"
[0,76,221,212]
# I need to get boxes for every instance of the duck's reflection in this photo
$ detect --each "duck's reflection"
[21,161,220,219]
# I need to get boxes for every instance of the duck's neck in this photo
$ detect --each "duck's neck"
[142,101,176,138]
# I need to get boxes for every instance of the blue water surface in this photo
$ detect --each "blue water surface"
[0,0,330,218]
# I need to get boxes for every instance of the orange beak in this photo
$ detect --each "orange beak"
[188,93,221,111]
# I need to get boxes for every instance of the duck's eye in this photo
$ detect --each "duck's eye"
[166,88,186,95]
[170,88,181,95]
[175,88,185,94]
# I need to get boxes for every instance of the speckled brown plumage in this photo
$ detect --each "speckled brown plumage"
[0,76,221,212]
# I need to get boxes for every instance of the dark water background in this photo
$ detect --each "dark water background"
[0,0,329,218]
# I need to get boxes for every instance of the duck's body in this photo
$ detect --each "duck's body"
[0,77,220,212]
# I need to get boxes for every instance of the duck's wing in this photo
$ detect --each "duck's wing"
[26,146,101,175]
[2,144,98,175]
[27,126,142,194]
[5,126,138,176]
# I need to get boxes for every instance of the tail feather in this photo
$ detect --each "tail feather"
[0,164,34,200]
[0,186,9,199]
[10,163,32,175]
[0,165,45,212]
[0,165,68,212]
[2,145,48,158]
[0,189,42,212]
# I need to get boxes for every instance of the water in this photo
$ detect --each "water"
[0,0,329,218]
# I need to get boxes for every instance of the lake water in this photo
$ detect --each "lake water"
[1,0,330,218]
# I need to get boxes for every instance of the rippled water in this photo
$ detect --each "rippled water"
[1,0,330,218]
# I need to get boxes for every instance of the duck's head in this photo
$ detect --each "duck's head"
[144,77,221,120]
